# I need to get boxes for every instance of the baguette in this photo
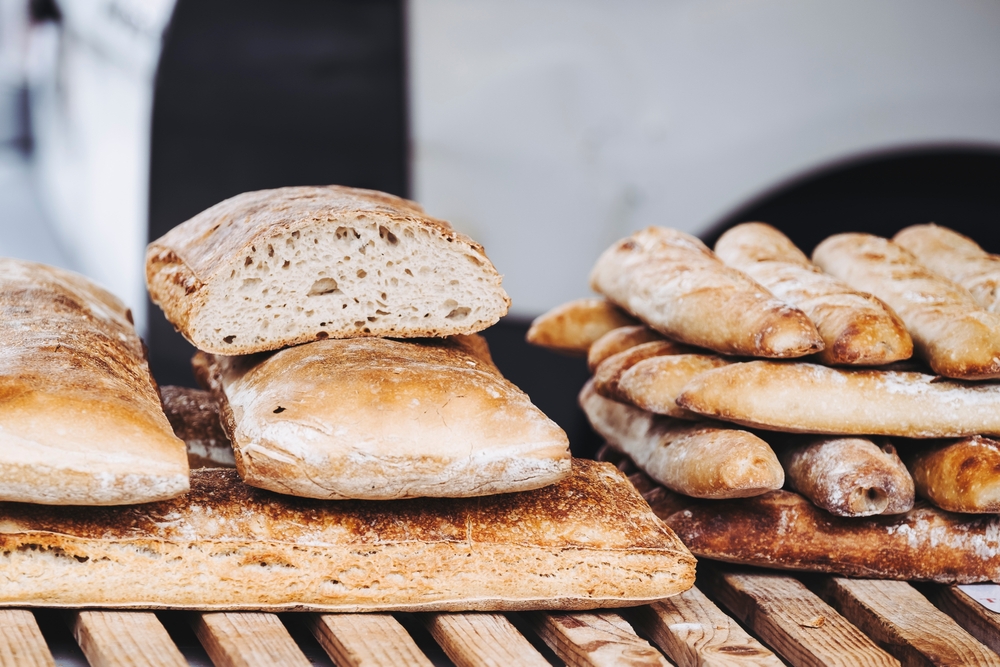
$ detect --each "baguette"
[590,227,823,357]
[813,233,1000,379]
[0,259,188,505]
[0,462,696,611]
[663,490,1000,583]
[618,354,730,419]
[526,298,637,355]
[677,360,1000,438]
[780,437,913,517]
[147,186,511,355]
[908,436,1000,513]
[894,223,1000,313]
[592,340,691,403]
[198,336,571,499]
[715,223,911,365]
[580,381,783,499]
[160,386,235,469]
[587,325,665,372]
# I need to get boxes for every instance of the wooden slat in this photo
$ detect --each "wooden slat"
[528,611,672,667]
[821,578,1000,667]
[705,570,898,667]
[193,612,311,667]
[0,610,55,667]
[425,613,550,667]
[309,614,433,667]
[931,586,1000,656]
[627,587,783,667]
[70,611,187,667]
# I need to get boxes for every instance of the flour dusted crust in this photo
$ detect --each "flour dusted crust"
[618,354,731,419]
[147,186,511,355]
[590,227,823,358]
[0,463,696,611]
[587,325,665,372]
[908,436,1000,513]
[592,340,692,404]
[0,259,189,505]
[160,386,234,469]
[715,223,912,365]
[199,336,571,499]
[526,298,637,355]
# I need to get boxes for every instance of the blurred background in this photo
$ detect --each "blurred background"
[2,0,1000,454]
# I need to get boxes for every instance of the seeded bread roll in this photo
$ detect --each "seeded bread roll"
[813,233,1000,380]
[587,325,665,372]
[590,227,823,358]
[147,186,511,355]
[715,223,912,365]
[592,340,693,404]
[618,354,731,419]
[526,298,637,356]
[907,436,1000,513]
[160,386,235,469]
[0,259,189,505]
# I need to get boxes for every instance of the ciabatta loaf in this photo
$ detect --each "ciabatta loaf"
[587,325,665,372]
[526,298,637,355]
[0,259,188,505]
[160,386,235,469]
[894,224,1000,313]
[199,336,571,499]
[663,490,1000,583]
[592,340,691,404]
[0,462,696,611]
[908,436,1000,513]
[618,354,731,419]
[715,223,911,365]
[813,233,1000,379]
[590,227,823,357]
[677,361,1000,438]
[147,186,511,354]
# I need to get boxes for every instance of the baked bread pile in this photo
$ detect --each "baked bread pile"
[530,222,1000,583]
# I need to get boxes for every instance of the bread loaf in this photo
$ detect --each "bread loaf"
[198,336,571,499]
[780,437,913,517]
[147,186,511,355]
[160,386,235,469]
[0,462,696,611]
[908,436,1000,513]
[677,360,1000,438]
[894,223,1000,313]
[618,354,731,419]
[715,223,911,365]
[580,381,784,499]
[663,490,1000,583]
[590,227,823,357]
[592,340,691,404]
[813,233,1000,379]
[0,259,188,505]
[587,325,665,372]
[526,298,637,355]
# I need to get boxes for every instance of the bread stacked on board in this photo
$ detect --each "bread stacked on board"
[529,222,1000,583]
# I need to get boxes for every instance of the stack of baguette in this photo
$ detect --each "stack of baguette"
[529,222,1000,583]
[0,186,696,611]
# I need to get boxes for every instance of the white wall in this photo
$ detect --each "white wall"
[409,0,1000,317]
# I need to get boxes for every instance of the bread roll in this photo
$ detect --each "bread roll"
[593,340,691,403]
[590,227,823,357]
[894,223,1000,313]
[526,298,637,355]
[580,381,783,499]
[780,437,914,517]
[160,386,235,469]
[587,325,665,372]
[908,436,1000,513]
[0,462,696,611]
[663,490,1000,583]
[147,186,511,355]
[715,223,911,365]
[677,360,1000,438]
[618,354,731,419]
[813,233,1000,379]
[198,336,571,499]
[0,259,188,505]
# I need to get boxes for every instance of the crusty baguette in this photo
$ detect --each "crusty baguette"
[198,336,570,499]
[780,437,913,517]
[590,227,823,357]
[580,381,783,499]
[618,354,731,419]
[0,462,696,611]
[526,298,637,355]
[0,259,188,505]
[813,233,1000,379]
[907,436,1000,513]
[677,360,1000,438]
[894,223,1000,313]
[147,186,511,355]
[587,325,665,372]
[160,386,235,469]
[592,340,692,403]
[715,223,912,365]
[663,490,1000,583]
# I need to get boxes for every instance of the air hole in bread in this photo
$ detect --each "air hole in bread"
[357,269,367,279]
[291,231,300,239]
[308,277,340,296]
[446,307,471,320]
[316,331,329,339]
[378,225,399,244]
[224,335,236,344]
[244,257,253,267]
[273,406,285,414]
[282,261,290,269]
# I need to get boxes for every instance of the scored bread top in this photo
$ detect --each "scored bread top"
[147,186,511,354]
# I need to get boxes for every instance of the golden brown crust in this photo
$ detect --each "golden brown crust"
[908,436,1000,513]
[526,298,637,355]
[618,354,731,419]
[587,325,666,372]
[592,340,692,403]
[0,462,697,611]
[663,490,1000,583]
[160,386,234,469]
